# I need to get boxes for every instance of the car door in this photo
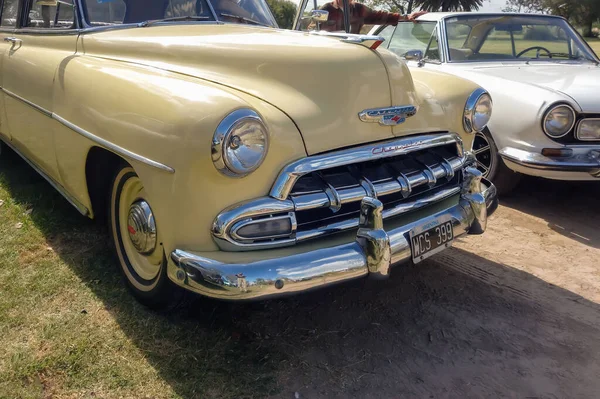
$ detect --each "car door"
[1,0,77,180]
[0,0,21,141]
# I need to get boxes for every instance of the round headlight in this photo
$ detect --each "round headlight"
[543,104,576,138]
[212,109,269,177]
[464,88,493,133]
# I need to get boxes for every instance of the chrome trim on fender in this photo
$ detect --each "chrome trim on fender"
[1,88,52,117]
[52,114,175,174]
[0,87,174,174]
[0,136,90,216]
[499,146,600,176]
[170,173,497,300]
[270,133,464,200]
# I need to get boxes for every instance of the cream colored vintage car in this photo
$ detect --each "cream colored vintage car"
[0,0,497,307]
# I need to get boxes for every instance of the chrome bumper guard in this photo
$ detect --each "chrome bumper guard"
[170,169,498,300]
[500,147,600,176]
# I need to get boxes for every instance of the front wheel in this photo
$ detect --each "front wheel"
[108,165,183,310]
[472,128,521,195]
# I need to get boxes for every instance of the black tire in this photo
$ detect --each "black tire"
[472,128,521,195]
[108,165,184,310]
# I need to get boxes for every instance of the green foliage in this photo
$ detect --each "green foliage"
[503,0,600,38]
[414,0,483,12]
[266,0,298,29]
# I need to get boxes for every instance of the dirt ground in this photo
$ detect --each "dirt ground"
[254,177,600,398]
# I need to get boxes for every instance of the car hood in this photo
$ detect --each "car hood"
[80,25,419,155]
[462,63,600,113]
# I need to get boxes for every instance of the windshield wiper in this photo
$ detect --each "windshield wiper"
[219,13,268,27]
[138,16,210,27]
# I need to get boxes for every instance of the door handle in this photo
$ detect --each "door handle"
[3,37,22,44]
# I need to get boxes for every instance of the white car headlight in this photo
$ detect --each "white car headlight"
[543,104,576,138]
[576,119,600,141]
[464,88,492,133]
[212,109,269,177]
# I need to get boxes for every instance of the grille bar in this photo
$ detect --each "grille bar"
[290,155,464,213]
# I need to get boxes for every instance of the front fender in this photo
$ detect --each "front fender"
[395,68,485,151]
[53,55,307,254]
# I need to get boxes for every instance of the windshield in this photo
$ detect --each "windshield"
[83,0,277,27]
[445,15,598,63]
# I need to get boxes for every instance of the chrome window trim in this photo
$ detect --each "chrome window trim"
[542,103,577,139]
[576,118,600,141]
[270,132,464,200]
[0,136,90,216]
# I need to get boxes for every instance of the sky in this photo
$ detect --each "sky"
[479,0,507,12]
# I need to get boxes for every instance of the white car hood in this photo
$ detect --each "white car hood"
[463,63,600,113]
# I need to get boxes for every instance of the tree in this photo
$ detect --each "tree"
[503,0,600,37]
[266,0,298,29]
[414,0,483,12]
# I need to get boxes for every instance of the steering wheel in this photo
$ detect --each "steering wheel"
[516,46,553,59]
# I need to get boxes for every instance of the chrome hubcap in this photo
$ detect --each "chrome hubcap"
[127,200,157,255]
[473,132,493,178]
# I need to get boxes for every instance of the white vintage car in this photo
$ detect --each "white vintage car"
[371,13,600,193]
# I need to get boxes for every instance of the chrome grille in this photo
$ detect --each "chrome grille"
[212,133,468,251]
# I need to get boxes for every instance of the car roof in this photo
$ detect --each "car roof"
[415,12,564,22]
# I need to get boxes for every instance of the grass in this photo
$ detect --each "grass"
[586,37,600,55]
[0,148,282,398]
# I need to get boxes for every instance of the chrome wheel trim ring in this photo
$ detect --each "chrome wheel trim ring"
[473,132,493,178]
[115,171,163,286]
[127,200,157,255]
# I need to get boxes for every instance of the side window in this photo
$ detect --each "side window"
[297,0,334,32]
[84,0,126,26]
[386,22,436,59]
[1,0,19,27]
[424,27,440,61]
[24,0,75,28]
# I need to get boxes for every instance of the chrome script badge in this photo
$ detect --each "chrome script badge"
[358,105,417,126]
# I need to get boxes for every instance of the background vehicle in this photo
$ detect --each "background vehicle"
[370,13,600,194]
[0,0,496,307]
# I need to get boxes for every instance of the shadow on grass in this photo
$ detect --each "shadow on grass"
[500,175,600,249]
[3,148,600,398]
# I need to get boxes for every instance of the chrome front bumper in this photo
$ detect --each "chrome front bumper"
[500,147,600,176]
[170,170,498,301]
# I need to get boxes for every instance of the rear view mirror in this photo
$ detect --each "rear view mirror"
[404,50,423,61]
[311,10,329,22]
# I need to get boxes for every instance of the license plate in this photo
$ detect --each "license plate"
[410,216,454,264]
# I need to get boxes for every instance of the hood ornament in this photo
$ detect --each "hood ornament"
[359,105,417,126]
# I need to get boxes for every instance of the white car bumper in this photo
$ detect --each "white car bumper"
[500,147,600,181]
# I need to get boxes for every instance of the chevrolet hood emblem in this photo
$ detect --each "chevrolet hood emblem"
[358,105,417,126]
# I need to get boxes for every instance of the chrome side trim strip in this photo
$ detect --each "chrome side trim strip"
[270,133,463,200]
[52,114,175,174]
[1,88,52,117]
[0,88,174,174]
[0,136,90,216]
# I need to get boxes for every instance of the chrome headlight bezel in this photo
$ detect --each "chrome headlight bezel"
[464,88,493,134]
[542,103,576,139]
[576,118,600,141]
[212,109,269,177]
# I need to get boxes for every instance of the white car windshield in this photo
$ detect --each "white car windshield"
[83,0,277,28]
[445,15,598,64]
